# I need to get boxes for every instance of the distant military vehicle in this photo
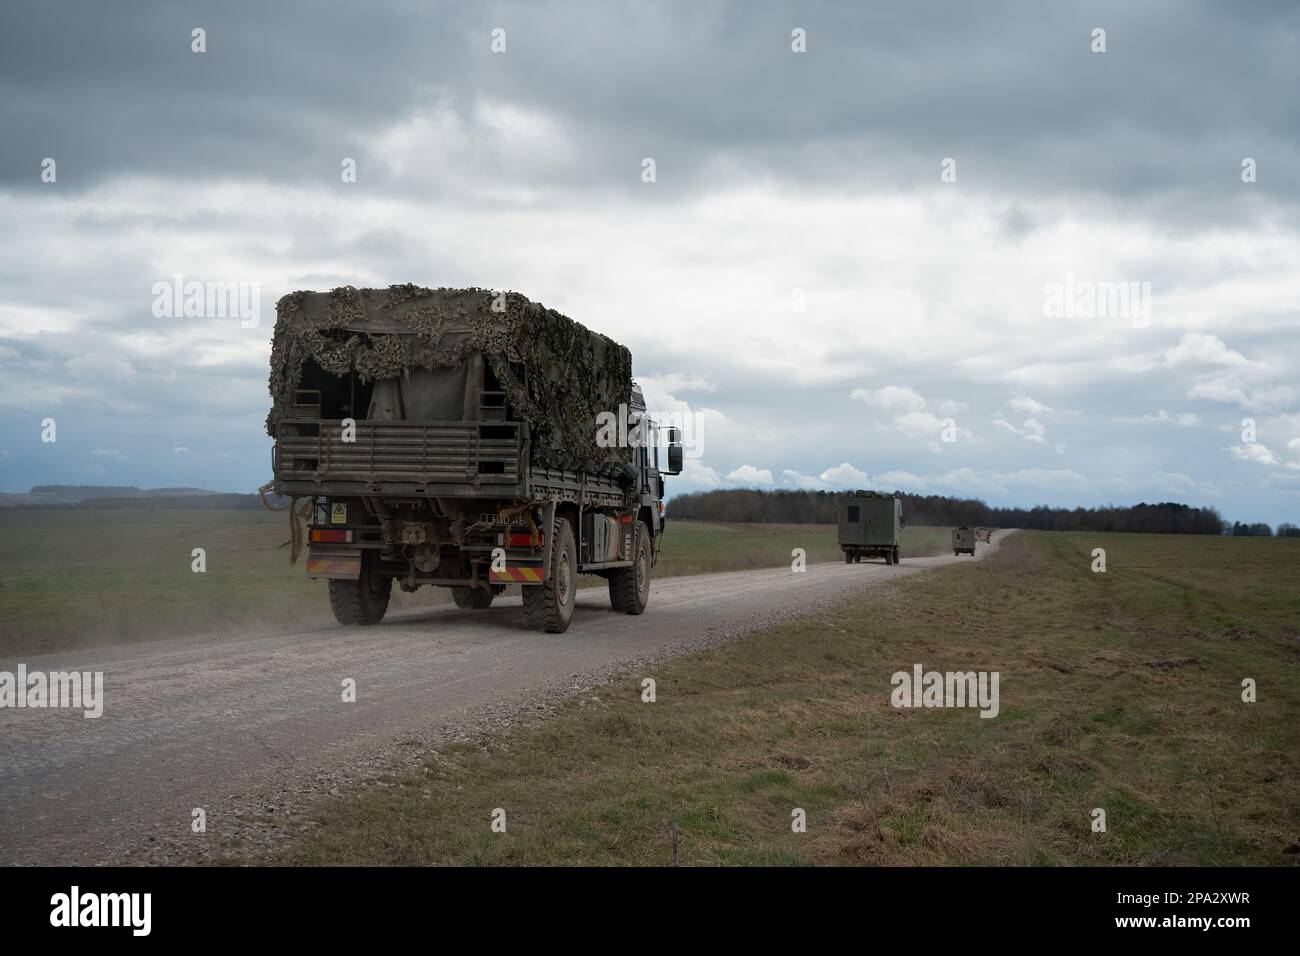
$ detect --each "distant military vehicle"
[837,492,904,564]
[952,526,976,556]
[268,285,682,633]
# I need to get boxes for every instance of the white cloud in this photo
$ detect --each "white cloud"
[1228,443,1279,465]
[893,410,947,437]
[993,395,1073,444]
[851,385,927,413]
[91,448,126,462]
[780,468,824,491]
[1190,376,1297,411]
[682,459,720,487]
[993,415,1047,444]
[1009,395,1051,416]
[820,462,870,487]
[850,385,969,444]
[1141,409,1200,426]
[1164,333,1256,369]
[781,462,870,490]
[725,464,773,485]
[1162,334,1295,412]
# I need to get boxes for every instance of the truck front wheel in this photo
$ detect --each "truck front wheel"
[609,521,651,615]
[523,516,577,633]
[328,561,392,626]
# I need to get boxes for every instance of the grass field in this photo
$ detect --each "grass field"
[271,531,1300,866]
[0,510,951,654]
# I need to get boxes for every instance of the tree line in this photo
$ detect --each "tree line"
[668,488,1238,534]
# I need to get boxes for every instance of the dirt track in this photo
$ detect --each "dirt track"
[0,535,1006,864]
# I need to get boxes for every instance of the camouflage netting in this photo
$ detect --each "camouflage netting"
[266,285,633,471]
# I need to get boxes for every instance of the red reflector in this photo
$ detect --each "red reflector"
[507,533,541,548]
[310,529,352,543]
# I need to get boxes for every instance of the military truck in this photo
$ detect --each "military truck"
[267,285,682,633]
[837,492,904,564]
[952,526,976,556]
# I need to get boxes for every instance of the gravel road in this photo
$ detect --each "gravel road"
[0,534,1006,864]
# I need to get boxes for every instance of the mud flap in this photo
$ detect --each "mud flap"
[306,550,362,579]
[489,563,544,584]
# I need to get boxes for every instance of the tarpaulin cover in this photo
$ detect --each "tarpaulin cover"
[267,285,633,470]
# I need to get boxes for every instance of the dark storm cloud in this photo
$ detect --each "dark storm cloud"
[3,0,1298,214]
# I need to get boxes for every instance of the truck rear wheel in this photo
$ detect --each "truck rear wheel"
[452,586,494,609]
[523,516,576,633]
[844,551,852,564]
[609,521,651,615]
[328,560,392,626]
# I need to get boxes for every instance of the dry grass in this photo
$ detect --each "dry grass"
[268,531,1300,866]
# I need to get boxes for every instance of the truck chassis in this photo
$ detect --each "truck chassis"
[274,413,673,633]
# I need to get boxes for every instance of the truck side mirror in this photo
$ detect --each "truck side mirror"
[667,442,684,475]
[665,427,682,443]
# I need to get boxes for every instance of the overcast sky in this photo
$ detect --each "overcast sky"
[2,1,1299,522]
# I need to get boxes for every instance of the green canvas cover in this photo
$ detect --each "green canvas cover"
[266,285,634,470]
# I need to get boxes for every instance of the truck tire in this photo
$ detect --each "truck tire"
[328,563,392,626]
[523,516,576,633]
[609,520,651,615]
[452,586,494,609]
[894,546,901,565]
[844,551,853,565]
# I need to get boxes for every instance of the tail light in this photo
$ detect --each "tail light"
[497,532,543,548]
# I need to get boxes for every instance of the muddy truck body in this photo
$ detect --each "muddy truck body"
[836,492,904,565]
[268,286,682,633]
[952,526,976,556]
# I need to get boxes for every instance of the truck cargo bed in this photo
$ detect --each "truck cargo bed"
[274,418,627,506]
